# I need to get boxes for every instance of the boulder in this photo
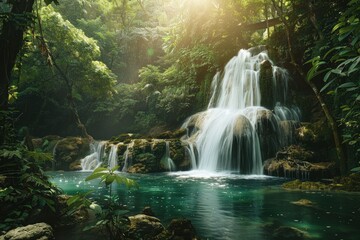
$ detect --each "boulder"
[167,218,198,240]
[53,137,90,171]
[123,139,187,173]
[127,214,166,239]
[291,199,314,207]
[0,223,54,240]
[264,158,335,180]
[282,179,332,191]
[259,60,274,109]
[272,226,309,240]
[263,145,335,180]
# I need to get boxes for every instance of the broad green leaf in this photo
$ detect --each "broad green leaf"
[350,167,360,172]
[338,82,356,88]
[85,172,107,181]
[93,167,108,173]
[105,175,115,186]
[320,79,335,92]
[111,165,120,172]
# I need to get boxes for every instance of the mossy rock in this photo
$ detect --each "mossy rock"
[282,179,332,191]
[152,141,166,159]
[53,137,90,171]
[169,140,185,165]
[333,173,360,192]
[291,199,314,207]
[272,226,309,240]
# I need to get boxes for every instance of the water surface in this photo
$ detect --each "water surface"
[48,171,360,240]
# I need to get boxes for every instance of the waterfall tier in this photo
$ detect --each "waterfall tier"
[182,47,301,174]
[80,139,184,172]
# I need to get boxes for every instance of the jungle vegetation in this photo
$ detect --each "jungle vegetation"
[0,0,359,232]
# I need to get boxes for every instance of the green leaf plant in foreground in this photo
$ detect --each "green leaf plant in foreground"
[83,166,138,240]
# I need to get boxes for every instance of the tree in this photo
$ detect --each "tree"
[269,0,350,174]
[0,0,60,144]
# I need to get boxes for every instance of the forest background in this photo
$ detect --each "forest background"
[0,0,359,160]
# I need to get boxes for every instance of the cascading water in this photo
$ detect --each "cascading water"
[161,141,176,171]
[81,141,106,171]
[108,144,119,169]
[80,142,120,171]
[182,47,301,174]
[121,141,134,172]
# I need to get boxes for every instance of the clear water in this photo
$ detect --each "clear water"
[48,171,360,240]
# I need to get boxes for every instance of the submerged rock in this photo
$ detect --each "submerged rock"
[291,199,314,207]
[282,179,333,191]
[127,214,166,239]
[272,226,309,240]
[0,223,54,240]
[167,218,197,240]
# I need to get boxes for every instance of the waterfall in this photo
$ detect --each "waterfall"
[182,47,300,174]
[162,141,176,171]
[108,144,118,169]
[52,141,60,171]
[122,141,134,172]
[80,142,120,171]
[80,141,106,171]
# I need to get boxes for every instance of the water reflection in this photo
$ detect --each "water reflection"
[48,172,360,240]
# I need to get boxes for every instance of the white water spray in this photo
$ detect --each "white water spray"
[182,48,300,174]
[81,141,106,171]
[162,141,176,171]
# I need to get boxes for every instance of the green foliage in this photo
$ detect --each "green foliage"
[306,0,360,157]
[64,191,92,216]
[0,144,61,232]
[84,166,137,239]
[85,166,137,188]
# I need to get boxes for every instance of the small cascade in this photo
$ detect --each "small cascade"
[108,144,119,169]
[122,141,134,172]
[52,141,60,171]
[182,47,301,174]
[80,141,106,171]
[162,141,176,171]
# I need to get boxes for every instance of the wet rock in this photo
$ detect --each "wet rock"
[282,179,332,191]
[0,223,54,240]
[233,115,253,137]
[275,145,314,162]
[272,226,309,240]
[283,173,360,192]
[170,140,187,169]
[184,111,208,132]
[123,138,187,173]
[127,214,166,239]
[254,109,281,159]
[259,60,274,109]
[167,218,198,240]
[333,173,360,192]
[68,159,82,171]
[263,145,335,180]
[142,207,155,217]
[291,199,314,207]
[264,158,335,180]
[53,137,90,171]
[296,121,338,163]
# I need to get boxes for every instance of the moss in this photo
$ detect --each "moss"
[333,173,360,192]
[282,179,333,191]
[283,173,360,192]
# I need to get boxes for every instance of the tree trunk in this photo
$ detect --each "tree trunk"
[35,8,93,141]
[271,0,348,175]
[0,0,35,144]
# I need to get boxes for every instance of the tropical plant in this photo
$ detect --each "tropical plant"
[83,166,138,240]
[306,0,360,168]
[0,145,61,231]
